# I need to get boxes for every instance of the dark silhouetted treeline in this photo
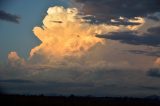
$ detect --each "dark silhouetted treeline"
[0,94,160,106]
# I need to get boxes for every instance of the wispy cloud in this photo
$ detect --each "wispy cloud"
[0,79,34,84]
[0,10,20,23]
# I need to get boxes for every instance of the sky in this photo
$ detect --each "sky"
[0,0,160,97]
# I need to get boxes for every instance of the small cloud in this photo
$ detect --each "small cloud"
[127,50,160,57]
[147,16,160,21]
[147,68,160,78]
[8,51,25,67]
[140,86,160,90]
[155,58,160,66]
[148,26,160,35]
[0,10,20,24]
[0,79,34,84]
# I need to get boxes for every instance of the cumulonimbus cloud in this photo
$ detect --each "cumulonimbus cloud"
[7,6,144,70]
[30,6,145,60]
[1,5,160,96]
[30,6,119,59]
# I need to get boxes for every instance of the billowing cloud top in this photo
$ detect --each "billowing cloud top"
[30,6,121,59]
[7,6,145,67]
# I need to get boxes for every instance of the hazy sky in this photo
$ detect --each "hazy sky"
[0,0,160,97]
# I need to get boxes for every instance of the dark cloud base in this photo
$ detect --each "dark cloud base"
[97,26,160,47]
[75,0,160,20]
[147,68,160,78]
[127,50,160,57]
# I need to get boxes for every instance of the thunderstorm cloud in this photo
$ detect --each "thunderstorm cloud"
[1,5,160,96]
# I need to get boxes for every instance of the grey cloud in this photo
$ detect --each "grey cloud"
[0,53,160,96]
[147,68,160,78]
[127,50,160,57]
[107,21,141,26]
[82,15,141,25]
[0,79,34,83]
[97,26,160,47]
[42,81,94,88]
[147,12,160,21]
[1,65,160,96]
[0,80,95,95]
[147,16,160,21]
[148,26,160,34]
[140,86,160,90]
[0,10,20,24]
[75,0,160,21]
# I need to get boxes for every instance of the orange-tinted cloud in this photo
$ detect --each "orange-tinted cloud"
[155,58,160,66]
[7,6,145,69]
[30,6,122,59]
[8,51,25,67]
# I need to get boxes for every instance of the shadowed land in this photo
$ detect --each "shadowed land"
[0,94,160,106]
